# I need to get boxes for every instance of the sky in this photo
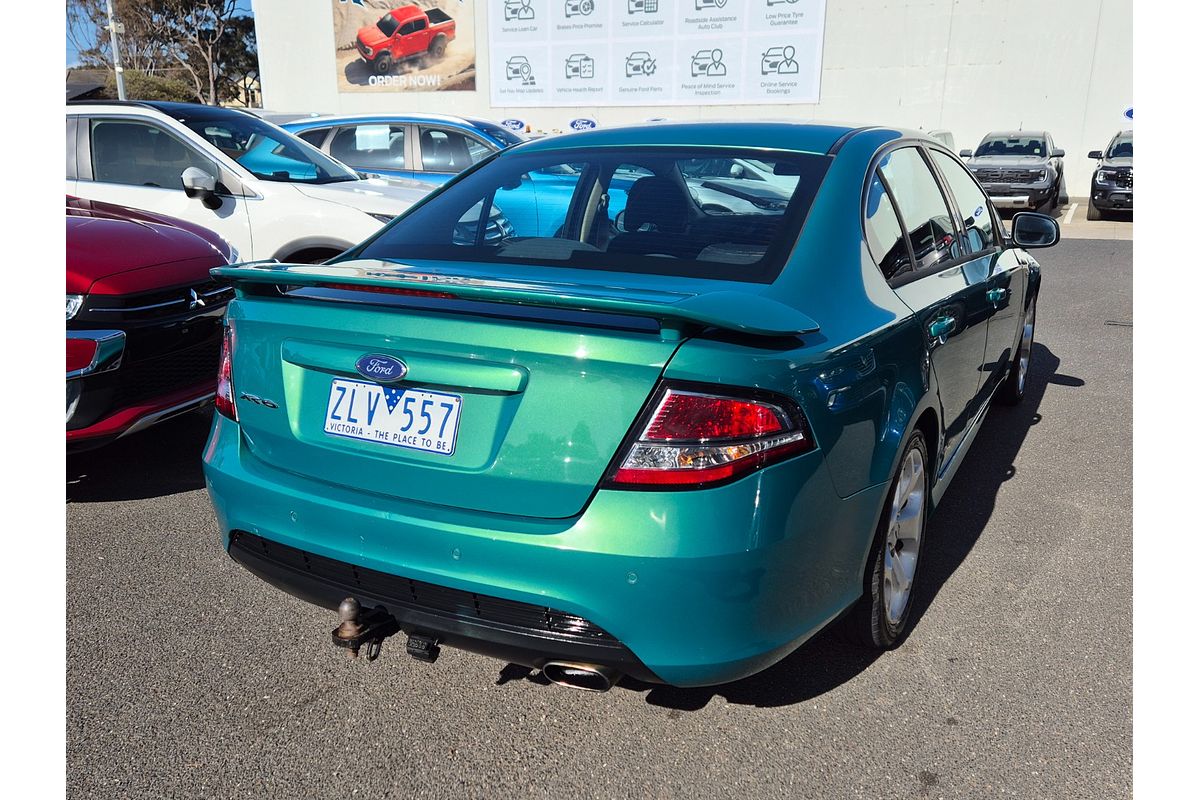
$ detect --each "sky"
[67,1,256,68]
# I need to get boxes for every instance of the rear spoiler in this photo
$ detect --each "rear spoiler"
[211,261,820,338]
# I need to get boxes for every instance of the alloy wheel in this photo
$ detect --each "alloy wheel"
[883,445,926,626]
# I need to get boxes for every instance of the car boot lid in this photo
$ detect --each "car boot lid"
[213,258,820,337]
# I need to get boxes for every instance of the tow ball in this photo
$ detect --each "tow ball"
[331,597,399,661]
[330,597,442,664]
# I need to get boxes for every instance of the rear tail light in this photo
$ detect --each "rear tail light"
[215,324,237,421]
[66,338,98,373]
[604,384,814,489]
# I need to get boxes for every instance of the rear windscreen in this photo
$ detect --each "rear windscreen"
[353,148,830,282]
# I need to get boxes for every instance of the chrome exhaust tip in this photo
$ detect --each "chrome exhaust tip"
[541,661,621,692]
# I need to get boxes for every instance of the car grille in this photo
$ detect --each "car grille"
[974,167,1043,184]
[229,531,618,643]
[114,336,220,407]
[1115,171,1133,189]
[356,38,371,58]
[81,280,233,323]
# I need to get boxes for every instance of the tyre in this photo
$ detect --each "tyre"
[997,296,1036,405]
[372,53,393,75]
[1086,200,1103,221]
[1057,177,1069,206]
[846,431,930,649]
[429,36,447,60]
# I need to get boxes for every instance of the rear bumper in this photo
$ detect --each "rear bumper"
[203,415,887,687]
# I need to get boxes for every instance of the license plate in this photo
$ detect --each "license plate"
[323,378,462,456]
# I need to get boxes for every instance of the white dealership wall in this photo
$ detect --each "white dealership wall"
[252,0,1131,196]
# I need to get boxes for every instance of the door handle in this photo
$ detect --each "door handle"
[929,315,956,339]
[986,287,1008,304]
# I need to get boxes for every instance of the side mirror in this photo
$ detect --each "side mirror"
[1087,150,1104,160]
[729,163,745,179]
[959,149,974,158]
[614,209,627,233]
[182,167,221,209]
[1011,212,1059,249]
[1051,148,1065,158]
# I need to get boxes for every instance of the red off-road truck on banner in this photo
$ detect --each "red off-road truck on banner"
[355,4,456,75]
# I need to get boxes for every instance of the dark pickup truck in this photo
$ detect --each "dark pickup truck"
[1086,131,1132,219]
[960,130,1067,212]
[355,4,456,76]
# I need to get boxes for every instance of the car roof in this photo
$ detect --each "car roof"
[981,130,1049,139]
[67,100,255,122]
[512,121,871,156]
[386,5,424,22]
[283,112,484,129]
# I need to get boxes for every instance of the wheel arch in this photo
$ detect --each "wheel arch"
[273,237,352,263]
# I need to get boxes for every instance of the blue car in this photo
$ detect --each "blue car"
[282,114,525,186]
[205,122,1059,690]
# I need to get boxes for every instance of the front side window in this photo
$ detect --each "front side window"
[355,147,830,282]
[330,125,406,170]
[376,14,399,37]
[180,114,359,184]
[930,151,996,255]
[418,127,490,173]
[877,147,959,276]
[89,119,218,190]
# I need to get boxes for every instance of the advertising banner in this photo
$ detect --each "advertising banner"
[488,0,826,107]
[333,0,477,93]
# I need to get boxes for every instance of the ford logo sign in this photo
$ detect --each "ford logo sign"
[569,118,597,131]
[355,354,408,383]
[501,118,525,131]
[1123,106,1133,121]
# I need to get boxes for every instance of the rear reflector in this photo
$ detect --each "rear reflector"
[605,385,813,489]
[66,338,98,373]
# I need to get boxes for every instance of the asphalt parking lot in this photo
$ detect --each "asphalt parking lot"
[66,237,1132,800]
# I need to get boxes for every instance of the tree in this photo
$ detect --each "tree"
[66,0,258,105]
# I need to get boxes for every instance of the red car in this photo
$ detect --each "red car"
[67,197,233,451]
[355,4,456,75]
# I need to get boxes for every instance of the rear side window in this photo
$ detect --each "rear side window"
[863,173,911,280]
[89,119,217,190]
[877,147,958,277]
[418,127,489,173]
[296,128,330,147]
[355,147,831,282]
[930,150,996,255]
[330,124,406,170]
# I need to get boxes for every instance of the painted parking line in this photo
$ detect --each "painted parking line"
[1063,203,1079,225]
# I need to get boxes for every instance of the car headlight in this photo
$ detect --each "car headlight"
[1036,170,1047,181]
[66,294,83,321]
[368,212,396,225]
[1096,170,1117,183]
[227,245,240,264]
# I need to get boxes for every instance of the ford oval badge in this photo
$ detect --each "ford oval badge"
[355,354,408,383]
[569,118,598,131]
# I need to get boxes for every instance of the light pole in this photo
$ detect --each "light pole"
[105,0,126,100]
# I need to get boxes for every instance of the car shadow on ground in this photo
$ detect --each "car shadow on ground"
[502,342,1083,710]
[66,410,212,503]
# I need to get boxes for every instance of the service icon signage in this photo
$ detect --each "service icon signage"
[488,0,826,107]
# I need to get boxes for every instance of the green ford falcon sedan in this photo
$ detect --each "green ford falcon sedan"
[203,121,1057,690]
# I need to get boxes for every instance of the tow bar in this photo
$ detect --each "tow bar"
[330,597,441,664]
[331,597,399,661]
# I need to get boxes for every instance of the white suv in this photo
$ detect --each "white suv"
[66,101,431,263]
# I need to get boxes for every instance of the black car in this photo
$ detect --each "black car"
[1086,131,1132,219]
[960,130,1067,212]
